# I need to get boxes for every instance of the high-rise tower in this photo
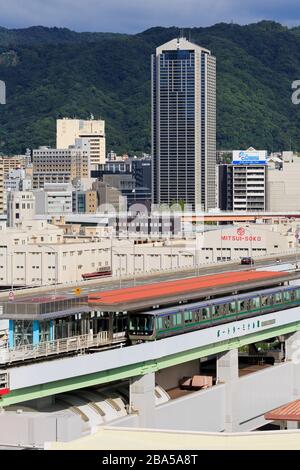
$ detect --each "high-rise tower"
[152,37,216,210]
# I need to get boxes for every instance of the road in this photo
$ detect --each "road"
[1,252,299,301]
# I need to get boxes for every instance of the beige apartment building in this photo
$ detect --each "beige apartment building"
[1,155,27,176]
[32,143,91,189]
[86,191,98,213]
[267,155,300,211]
[57,118,106,167]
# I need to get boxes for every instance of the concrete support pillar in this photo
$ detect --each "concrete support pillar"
[217,348,239,432]
[130,373,155,428]
[285,330,300,400]
[285,330,300,362]
[286,421,300,430]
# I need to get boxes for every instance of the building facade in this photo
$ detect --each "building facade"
[218,164,267,211]
[7,191,36,228]
[152,37,216,211]
[0,155,28,176]
[35,184,73,215]
[33,141,91,189]
[267,156,300,211]
[218,149,267,211]
[72,190,98,214]
[57,118,106,167]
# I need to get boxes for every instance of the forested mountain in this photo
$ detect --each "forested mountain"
[0,21,300,155]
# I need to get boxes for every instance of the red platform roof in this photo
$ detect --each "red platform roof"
[265,400,300,422]
[88,270,285,308]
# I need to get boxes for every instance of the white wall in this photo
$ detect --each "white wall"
[156,360,200,390]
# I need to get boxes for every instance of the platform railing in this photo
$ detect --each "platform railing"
[0,331,110,364]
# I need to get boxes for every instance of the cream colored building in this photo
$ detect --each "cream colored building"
[85,190,98,213]
[0,212,298,288]
[198,223,296,263]
[57,118,106,167]
[33,141,91,189]
[1,155,27,176]
[0,156,27,214]
[267,154,300,211]
[7,191,35,228]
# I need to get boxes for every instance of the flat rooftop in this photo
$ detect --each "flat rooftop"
[1,294,89,320]
[88,270,292,312]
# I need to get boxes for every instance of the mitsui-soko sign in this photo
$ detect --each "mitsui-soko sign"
[221,227,262,242]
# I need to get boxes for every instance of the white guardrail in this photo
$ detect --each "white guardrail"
[0,331,110,364]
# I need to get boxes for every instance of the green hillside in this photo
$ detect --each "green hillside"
[0,21,300,155]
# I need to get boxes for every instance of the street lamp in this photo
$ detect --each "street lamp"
[242,226,253,264]
[179,249,196,273]
[111,237,137,287]
[111,247,122,288]
[6,251,14,292]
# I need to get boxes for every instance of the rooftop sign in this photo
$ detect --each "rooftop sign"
[232,149,267,165]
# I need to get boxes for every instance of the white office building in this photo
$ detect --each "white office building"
[35,184,73,216]
[7,191,36,228]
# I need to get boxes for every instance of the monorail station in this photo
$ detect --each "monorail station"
[0,269,296,359]
[1,268,300,447]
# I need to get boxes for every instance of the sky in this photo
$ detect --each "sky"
[0,0,300,33]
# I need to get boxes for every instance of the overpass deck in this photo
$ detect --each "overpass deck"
[1,305,300,407]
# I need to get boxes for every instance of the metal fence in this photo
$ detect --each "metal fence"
[0,331,109,364]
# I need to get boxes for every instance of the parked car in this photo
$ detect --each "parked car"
[241,257,254,265]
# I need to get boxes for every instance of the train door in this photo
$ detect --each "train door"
[113,312,128,341]
[90,312,110,336]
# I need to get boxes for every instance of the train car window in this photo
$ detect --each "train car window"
[194,310,201,322]
[297,289,300,300]
[211,304,223,318]
[202,307,210,320]
[261,295,270,307]
[129,315,153,332]
[290,289,297,301]
[228,301,236,314]
[251,296,260,310]
[273,292,282,305]
[237,300,248,313]
[283,291,291,302]
[156,317,163,330]
[173,313,182,326]
[184,311,193,323]
[164,316,171,329]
